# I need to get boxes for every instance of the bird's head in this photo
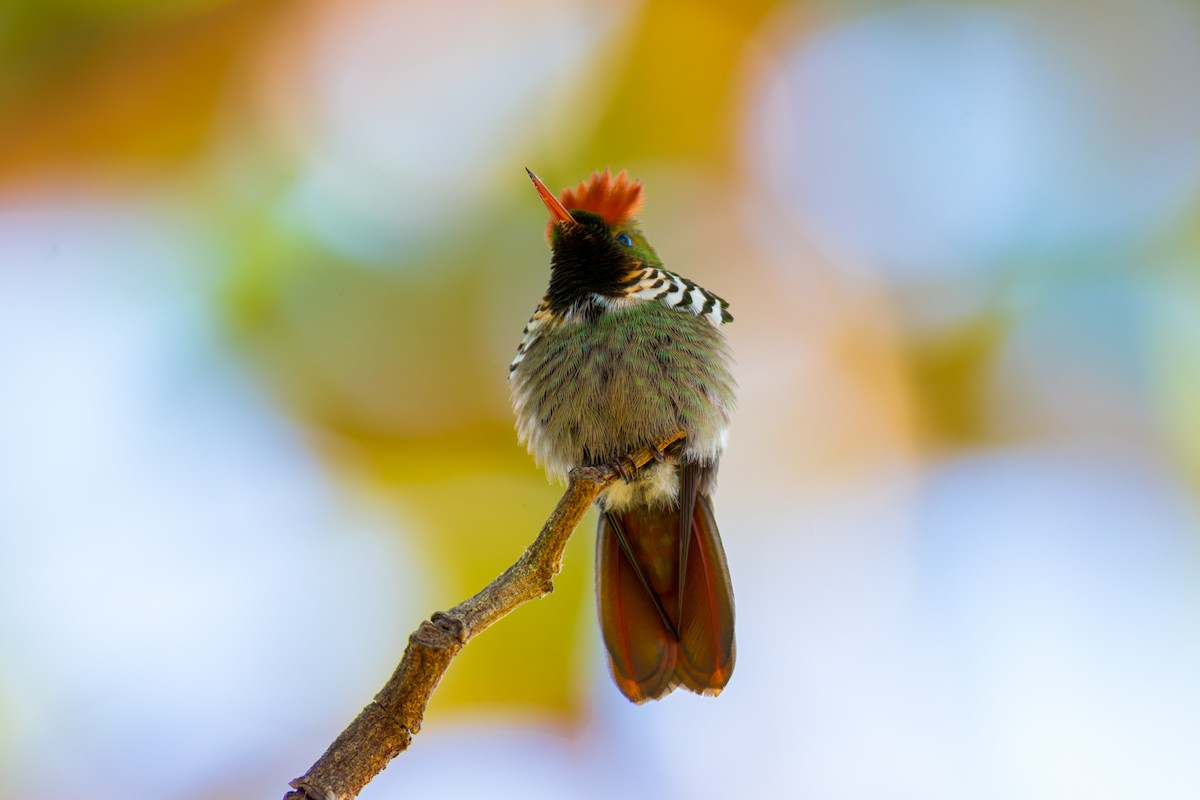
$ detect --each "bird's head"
[526,168,658,318]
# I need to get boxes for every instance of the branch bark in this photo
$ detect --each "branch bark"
[285,430,687,800]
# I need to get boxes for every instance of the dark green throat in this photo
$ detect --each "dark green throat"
[546,210,637,317]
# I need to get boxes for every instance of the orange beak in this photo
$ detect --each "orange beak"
[526,168,575,225]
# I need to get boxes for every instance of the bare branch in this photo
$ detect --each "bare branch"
[285,430,687,800]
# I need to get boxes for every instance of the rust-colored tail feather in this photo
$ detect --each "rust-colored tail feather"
[675,494,735,694]
[596,516,678,702]
[596,491,735,703]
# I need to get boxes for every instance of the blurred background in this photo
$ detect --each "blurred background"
[2,0,1199,797]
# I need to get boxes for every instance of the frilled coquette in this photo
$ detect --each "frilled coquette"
[510,169,738,704]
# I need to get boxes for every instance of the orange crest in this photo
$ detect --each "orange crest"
[545,169,644,242]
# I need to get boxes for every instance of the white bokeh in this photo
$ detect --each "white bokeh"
[272,0,633,265]
[747,2,1200,278]
[0,201,417,799]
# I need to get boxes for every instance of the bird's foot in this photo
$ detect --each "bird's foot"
[610,454,638,484]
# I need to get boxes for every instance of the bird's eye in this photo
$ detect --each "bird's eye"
[616,232,633,247]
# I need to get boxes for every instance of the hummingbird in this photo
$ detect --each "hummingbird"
[510,168,737,703]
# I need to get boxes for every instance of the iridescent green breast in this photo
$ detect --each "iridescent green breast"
[510,301,735,481]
